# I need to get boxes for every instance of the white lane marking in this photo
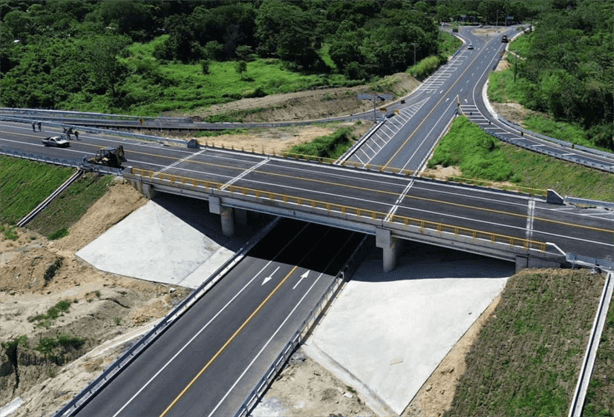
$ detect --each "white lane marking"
[385,179,415,222]
[400,98,458,171]
[292,271,310,290]
[221,158,269,191]
[156,149,206,175]
[262,266,279,286]
[526,199,536,241]
[207,270,325,417]
[110,224,310,417]
[394,203,614,248]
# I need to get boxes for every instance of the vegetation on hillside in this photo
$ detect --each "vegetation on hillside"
[490,1,613,151]
[0,156,74,225]
[445,269,605,417]
[0,0,458,115]
[428,116,614,201]
[285,127,356,161]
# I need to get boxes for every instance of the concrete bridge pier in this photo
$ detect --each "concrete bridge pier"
[376,228,402,273]
[209,197,235,237]
[235,208,248,228]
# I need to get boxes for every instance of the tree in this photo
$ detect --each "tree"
[200,60,210,75]
[84,35,130,97]
[235,60,247,80]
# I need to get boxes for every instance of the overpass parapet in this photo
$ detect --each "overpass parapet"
[126,168,565,272]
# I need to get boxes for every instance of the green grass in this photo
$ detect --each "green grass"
[0,157,75,225]
[27,173,115,239]
[584,297,614,416]
[509,31,533,58]
[428,116,514,182]
[523,115,612,153]
[284,127,355,161]
[445,270,605,417]
[0,224,18,240]
[487,67,532,104]
[28,299,72,328]
[438,30,463,56]
[407,54,448,80]
[500,142,614,201]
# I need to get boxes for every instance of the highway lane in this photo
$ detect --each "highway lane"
[76,219,363,416]
[344,26,504,172]
[1,121,612,262]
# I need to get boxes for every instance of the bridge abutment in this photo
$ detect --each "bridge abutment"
[516,254,563,272]
[376,228,402,273]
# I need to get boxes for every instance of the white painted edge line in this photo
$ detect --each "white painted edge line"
[569,270,614,417]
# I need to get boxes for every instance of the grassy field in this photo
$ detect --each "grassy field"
[28,173,115,239]
[63,35,360,116]
[427,116,514,182]
[445,269,605,417]
[0,157,75,225]
[583,295,614,416]
[428,116,614,201]
[508,30,533,57]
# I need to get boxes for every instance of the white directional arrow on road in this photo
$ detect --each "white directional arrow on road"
[262,267,280,286]
[292,271,310,290]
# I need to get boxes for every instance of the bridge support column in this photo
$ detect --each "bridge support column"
[235,208,248,227]
[142,183,155,200]
[209,196,235,237]
[376,228,401,273]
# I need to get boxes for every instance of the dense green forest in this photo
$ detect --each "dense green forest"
[436,0,613,151]
[0,0,451,114]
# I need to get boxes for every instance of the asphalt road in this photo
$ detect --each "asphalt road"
[1,120,611,263]
[75,219,363,416]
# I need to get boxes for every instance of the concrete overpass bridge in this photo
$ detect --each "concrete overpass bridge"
[124,144,613,273]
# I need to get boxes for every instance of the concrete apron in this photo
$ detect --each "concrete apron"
[76,201,238,289]
[305,244,514,416]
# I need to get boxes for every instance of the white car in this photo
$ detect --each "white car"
[42,135,70,148]
[468,44,474,50]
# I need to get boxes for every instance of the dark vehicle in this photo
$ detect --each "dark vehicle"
[88,145,126,168]
[501,35,508,43]
[467,43,474,49]
[42,135,70,148]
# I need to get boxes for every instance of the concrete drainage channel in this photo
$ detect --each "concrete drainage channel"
[569,269,614,417]
[16,169,84,227]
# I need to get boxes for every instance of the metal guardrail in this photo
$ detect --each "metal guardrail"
[0,107,191,123]
[565,197,614,211]
[0,147,81,168]
[497,117,614,161]
[467,117,614,173]
[17,170,84,227]
[569,270,614,417]
[52,217,280,417]
[129,167,550,254]
[235,234,371,417]
[567,253,614,270]
[0,115,188,146]
[0,148,124,176]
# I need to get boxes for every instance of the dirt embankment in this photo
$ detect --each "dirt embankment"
[182,72,421,122]
[0,182,191,416]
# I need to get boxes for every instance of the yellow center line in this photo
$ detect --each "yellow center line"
[381,36,499,171]
[159,265,299,417]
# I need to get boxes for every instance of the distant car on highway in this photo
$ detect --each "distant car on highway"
[42,135,70,148]
[467,44,474,49]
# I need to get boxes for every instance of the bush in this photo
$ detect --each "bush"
[44,258,63,284]
[49,228,69,240]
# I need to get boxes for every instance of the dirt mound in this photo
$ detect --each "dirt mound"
[53,180,146,254]
[185,73,421,122]
[0,182,190,415]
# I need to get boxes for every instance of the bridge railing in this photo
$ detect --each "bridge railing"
[129,167,549,254]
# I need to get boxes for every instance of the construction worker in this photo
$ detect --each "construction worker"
[38,121,42,131]
[32,122,36,132]
[74,130,79,140]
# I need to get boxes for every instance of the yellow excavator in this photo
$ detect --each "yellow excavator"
[88,146,127,168]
